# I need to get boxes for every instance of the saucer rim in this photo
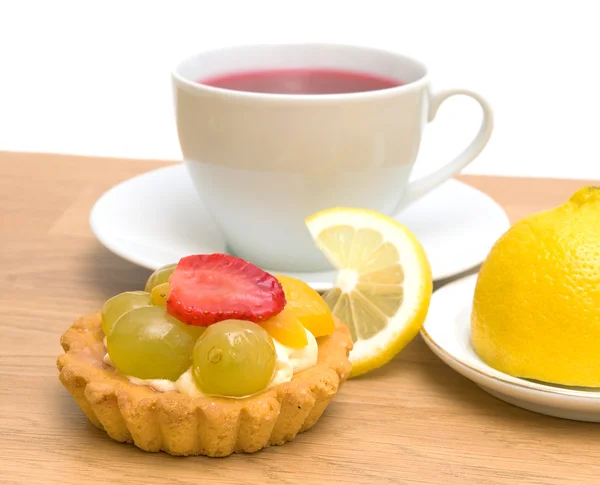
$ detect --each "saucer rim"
[90,169,170,272]
[90,164,510,289]
[420,275,600,400]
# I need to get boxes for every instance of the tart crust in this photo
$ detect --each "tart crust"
[57,313,353,457]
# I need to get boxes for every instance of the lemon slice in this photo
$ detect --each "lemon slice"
[305,207,432,377]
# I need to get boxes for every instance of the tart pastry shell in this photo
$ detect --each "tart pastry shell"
[57,313,353,457]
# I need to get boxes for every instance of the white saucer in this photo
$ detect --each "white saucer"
[422,275,600,422]
[90,164,509,291]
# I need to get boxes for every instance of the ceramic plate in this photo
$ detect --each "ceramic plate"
[90,164,510,291]
[421,275,600,422]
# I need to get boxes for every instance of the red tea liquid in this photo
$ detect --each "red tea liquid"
[199,68,402,94]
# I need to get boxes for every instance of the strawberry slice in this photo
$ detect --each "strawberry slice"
[166,254,286,326]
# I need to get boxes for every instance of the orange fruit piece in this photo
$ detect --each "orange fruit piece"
[260,307,308,349]
[276,275,335,338]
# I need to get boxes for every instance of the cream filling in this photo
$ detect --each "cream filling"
[103,328,318,399]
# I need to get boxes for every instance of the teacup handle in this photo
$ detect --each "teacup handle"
[396,89,494,211]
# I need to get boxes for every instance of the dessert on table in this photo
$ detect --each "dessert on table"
[58,253,352,457]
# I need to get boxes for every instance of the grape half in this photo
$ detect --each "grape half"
[101,291,151,336]
[144,263,177,292]
[107,306,204,380]
[192,320,276,397]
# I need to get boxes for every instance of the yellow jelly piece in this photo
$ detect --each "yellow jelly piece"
[276,274,335,338]
[151,282,170,307]
[260,307,308,349]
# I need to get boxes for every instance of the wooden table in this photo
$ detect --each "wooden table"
[2,151,598,485]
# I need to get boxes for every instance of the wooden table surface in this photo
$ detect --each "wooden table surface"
[2,151,599,485]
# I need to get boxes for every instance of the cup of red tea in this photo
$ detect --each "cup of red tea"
[172,43,493,272]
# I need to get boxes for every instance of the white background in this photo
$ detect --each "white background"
[0,0,598,180]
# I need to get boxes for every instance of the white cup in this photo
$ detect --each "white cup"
[172,43,493,272]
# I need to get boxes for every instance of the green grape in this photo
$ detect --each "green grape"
[107,306,204,380]
[144,263,177,292]
[101,291,151,336]
[192,320,276,397]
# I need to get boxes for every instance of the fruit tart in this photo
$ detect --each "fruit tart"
[57,254,352,457]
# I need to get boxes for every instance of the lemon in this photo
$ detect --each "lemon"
[472,186,600,387]
[305,207,432,377]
